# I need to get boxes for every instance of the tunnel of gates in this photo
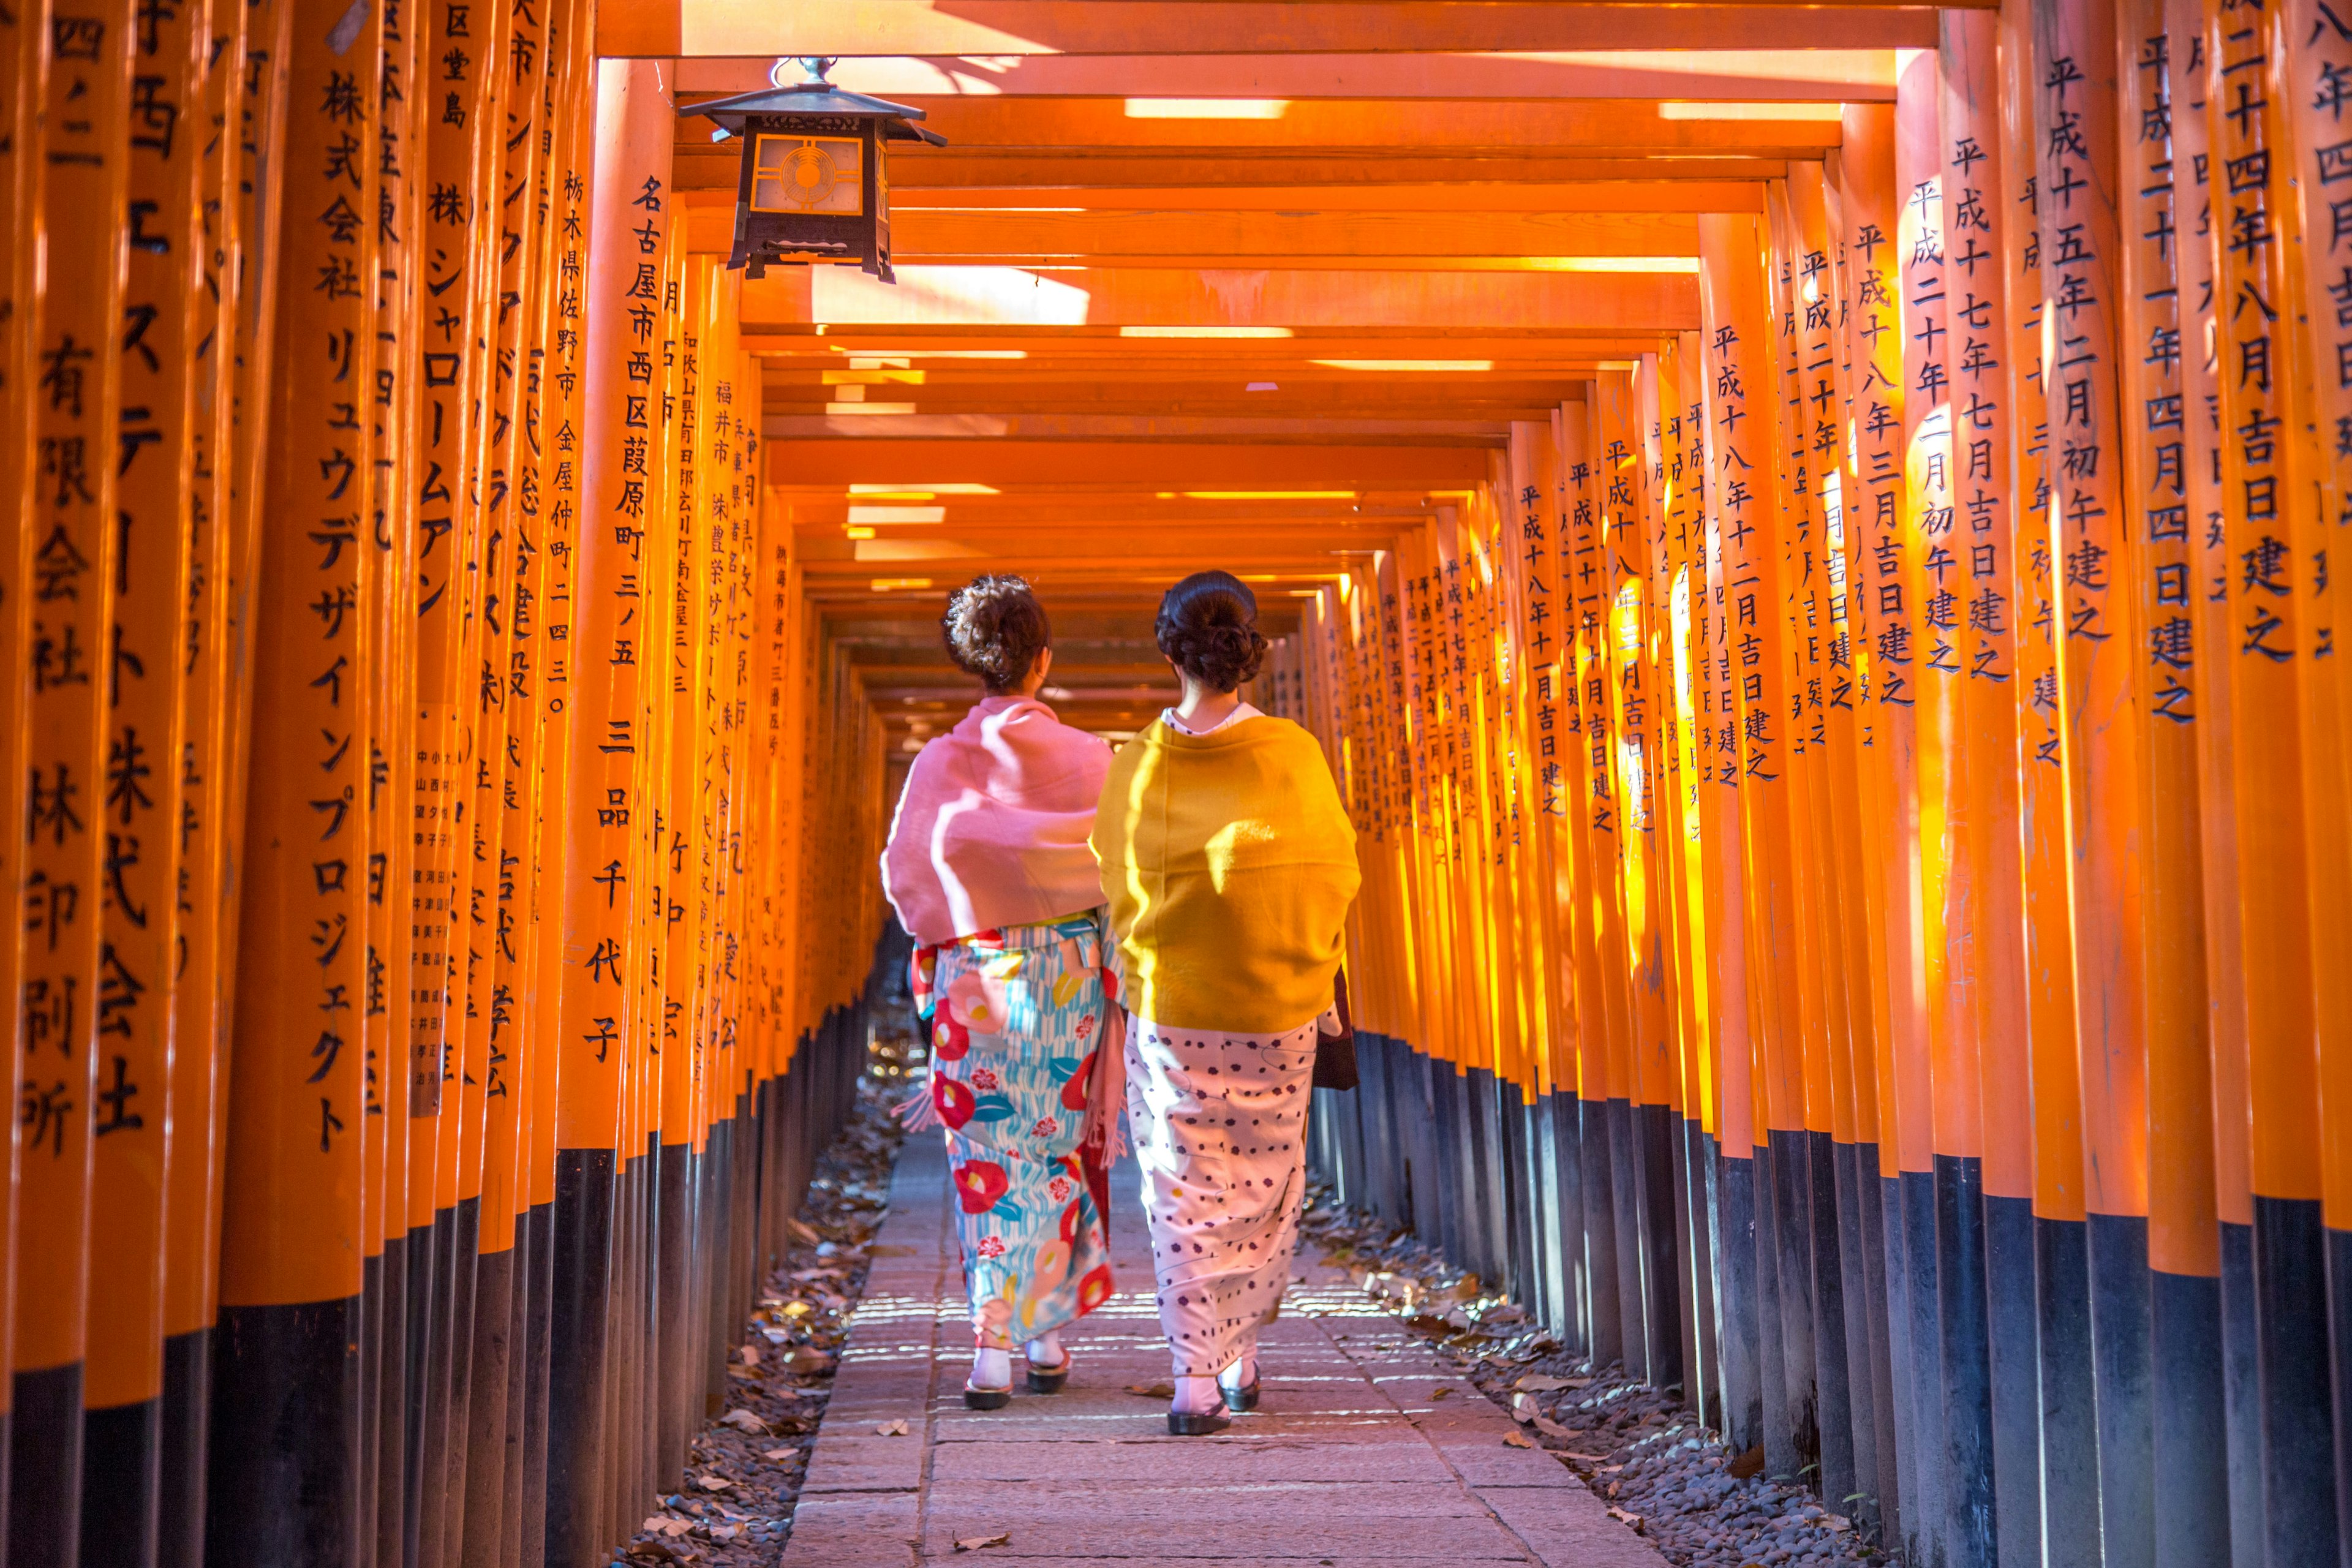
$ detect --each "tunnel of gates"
[7,0,2352,1567]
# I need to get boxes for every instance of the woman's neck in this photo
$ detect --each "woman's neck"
[1174,681,1242,732]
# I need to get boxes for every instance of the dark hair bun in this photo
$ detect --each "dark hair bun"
[942,575,1050,695]
[1155,570,1267,693]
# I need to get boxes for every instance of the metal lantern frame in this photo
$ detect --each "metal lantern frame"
[682,57,946,282]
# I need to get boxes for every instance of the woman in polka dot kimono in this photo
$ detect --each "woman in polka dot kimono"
[880,576,1123,1408]
[1090,573,1361,1436]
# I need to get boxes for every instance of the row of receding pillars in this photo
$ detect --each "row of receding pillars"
[1281,1,2352,1563]
[2,6,892,1566]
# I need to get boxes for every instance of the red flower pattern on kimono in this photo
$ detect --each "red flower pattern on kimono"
[1060,1050,1095,1112]
[1076,1265,1114,1314]
[933,1011,971,1061]
[954,1159,1010,1214]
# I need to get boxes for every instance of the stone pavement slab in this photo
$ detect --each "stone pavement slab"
[782,1133,1668,1567]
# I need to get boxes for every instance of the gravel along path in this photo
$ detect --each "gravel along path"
[1301,1187,1888,1568]
[616,1011,914,1567]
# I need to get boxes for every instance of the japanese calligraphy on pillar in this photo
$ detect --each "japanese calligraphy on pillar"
[223,0,380,1305]
[2198,0,2324,1210]
[88,0,204,1409]
[2040,0,2150,1218]
[408,0,497,1118]
[555,58,667,1153]
[18,0,132,1371]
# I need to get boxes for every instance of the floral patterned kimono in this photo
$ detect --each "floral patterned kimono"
[912,914,1121,1346]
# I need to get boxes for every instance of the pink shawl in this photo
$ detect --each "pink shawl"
[880,695,1112,946]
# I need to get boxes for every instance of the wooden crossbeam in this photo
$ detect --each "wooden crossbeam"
[739,266,1698,331]
[752,330,1656,358]
[688,205,1703,263]
[769,438,1494,484]
[671,50,1899,102]
[767,415,1520,439]
[861,182,1767,212]
[608,2,1947,59]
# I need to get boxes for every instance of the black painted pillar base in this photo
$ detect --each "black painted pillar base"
[2255,1196,2339,1568]
[11,1361,85,1568]
[1716,1149,1760,1454]
[203,1297,361,1568]
[2151,1264,2230,1568]
[2035,1214,2103,1568]
[1934,1153,1995,1568]
[1983,1193,2041,1568]
[544,1149,616,1568]
[157,1328,209,1568]
[80,1396,163,1568]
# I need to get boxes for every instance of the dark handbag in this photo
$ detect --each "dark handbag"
[1312,967,1359,1090]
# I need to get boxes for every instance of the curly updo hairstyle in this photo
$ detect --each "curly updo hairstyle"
[941,573,1051,695]
[1155,570,1268,693]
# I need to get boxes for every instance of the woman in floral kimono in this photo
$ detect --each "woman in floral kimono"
[881,575,1123,1408]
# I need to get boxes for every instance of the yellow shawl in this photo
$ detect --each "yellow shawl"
[1091,715,1360,1033]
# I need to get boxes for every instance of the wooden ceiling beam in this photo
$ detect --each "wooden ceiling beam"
[768,414,1517,440]
[608,2,1947,59]
[843,97,1841,153]
[671,151,1792,190]
[739,266,1698,332]
[873,182,1767,213]
[671,50,1898,102]
[769,439,1494,485]
[688,206,1702,262]
[751,330,1655,358]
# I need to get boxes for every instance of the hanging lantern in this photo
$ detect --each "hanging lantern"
[682,56,946,283]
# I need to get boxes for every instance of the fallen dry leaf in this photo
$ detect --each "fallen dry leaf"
[1562,1451,1611,1463]
[1532,1416,1572,1439]
[787,1348,834,1375]
[695,1474,734,1492]
[1510,1393,1540,1423]
[717,1408,769,1434]
[1428,1387,1453,1401]
[875,1419,909,1436]
[1125,1381,1175,1398]
[1502,1430,1536,1449]
[736,1344,762,1367]
[1515,1374,1575,1392]
[952,1533,1011,1552]
[1607,1507,1645,1534]
[785,1218,821,1245]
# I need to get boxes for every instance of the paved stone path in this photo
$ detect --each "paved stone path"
[783,1136,1668,1567]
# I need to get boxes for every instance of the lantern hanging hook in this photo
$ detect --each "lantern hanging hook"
[772,55,838,89]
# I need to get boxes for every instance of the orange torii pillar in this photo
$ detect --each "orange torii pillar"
[2196,0,2340,1556]
[83,0,203,1556]
[8,0,131,1560]
[208,0,382,1555]
[2163,0,2265,1555]
[2114,4,2234,1565]
[545,56,667,1568]
[1937,13,2042,1567]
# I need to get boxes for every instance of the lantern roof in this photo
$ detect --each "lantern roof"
[682,58,948,146]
